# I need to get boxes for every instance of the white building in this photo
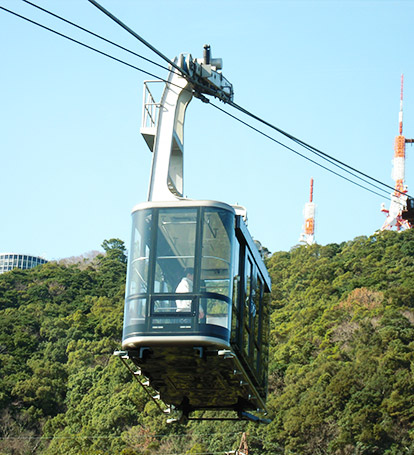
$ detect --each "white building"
[0,253,47,274]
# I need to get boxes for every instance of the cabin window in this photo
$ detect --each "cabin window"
[153,297,180,313]
[243,257,253,357]
[122,297,147,339]
[231,239,241,339]
[200,209,233,296]
[124,298,146,324]
[127,210,152,296]
[154,208,197,295]
[200,208,233,330]
[204,300,229,328]
[259,290,270,387]
[250,276,263,370]
[245,258,252,309]
[254,277,263,347]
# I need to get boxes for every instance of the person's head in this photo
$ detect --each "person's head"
[184,267,194,280]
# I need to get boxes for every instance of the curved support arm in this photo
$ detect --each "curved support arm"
[148,60,193,202]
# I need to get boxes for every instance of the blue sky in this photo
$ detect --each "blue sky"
[1,0,414,260]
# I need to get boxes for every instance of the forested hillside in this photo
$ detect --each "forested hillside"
[1,231,414,454]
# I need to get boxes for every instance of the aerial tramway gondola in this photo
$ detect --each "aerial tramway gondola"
[116,44,271,423]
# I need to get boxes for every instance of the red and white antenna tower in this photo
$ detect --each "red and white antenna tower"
[381,75,414,231]
[299,178,316,245]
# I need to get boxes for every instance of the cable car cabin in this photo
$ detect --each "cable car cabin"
[122,200,271,418]
[112,44,271,421]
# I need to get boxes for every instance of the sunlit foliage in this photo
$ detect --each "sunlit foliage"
[1,231,414,454]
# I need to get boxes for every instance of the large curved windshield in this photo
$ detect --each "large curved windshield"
[124,205,234,338]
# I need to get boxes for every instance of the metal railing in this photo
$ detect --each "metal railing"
[141,80,162,130]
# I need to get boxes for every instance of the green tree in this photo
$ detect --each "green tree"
[101,238,127,264]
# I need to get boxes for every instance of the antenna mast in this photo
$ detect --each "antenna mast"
[381,75,413,231]
[299,178,316,245]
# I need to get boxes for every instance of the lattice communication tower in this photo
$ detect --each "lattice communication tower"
[299,178,316,245]
[381,75,414,230]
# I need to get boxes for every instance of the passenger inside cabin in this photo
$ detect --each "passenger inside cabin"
[175,268,205,320]
[176,268,194,312]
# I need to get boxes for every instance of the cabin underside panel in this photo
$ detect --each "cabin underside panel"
[126,346,266,413]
